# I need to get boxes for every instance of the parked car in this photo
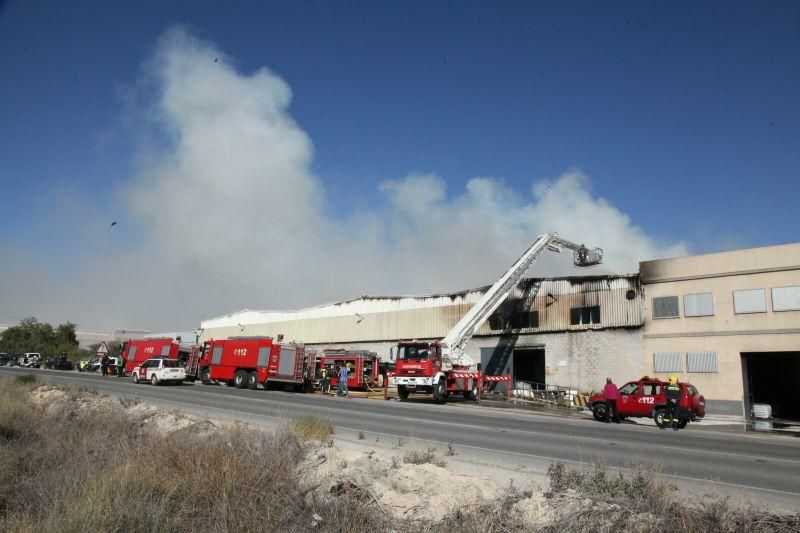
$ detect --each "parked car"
[132,358,186,385]
[0,353,14,366]
[18,353,42,368]
[588,376,706,429]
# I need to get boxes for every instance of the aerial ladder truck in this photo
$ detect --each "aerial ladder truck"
[389,233,602,402]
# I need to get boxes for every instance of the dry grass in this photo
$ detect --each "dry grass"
[402,446,447,468]
[544,461,800,533]
[292,415,334,442]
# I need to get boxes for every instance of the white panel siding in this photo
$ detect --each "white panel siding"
[733,289,767,314]
[771,286,800,312]
[201,275,644,344]
[687,351,718,373]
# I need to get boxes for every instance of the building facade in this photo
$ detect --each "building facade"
[640,243,800,418]
[201,274,645,393]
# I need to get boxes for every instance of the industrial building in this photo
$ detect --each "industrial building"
[640,243,800,419]
[202,241,800,421]
[201,274,646,393]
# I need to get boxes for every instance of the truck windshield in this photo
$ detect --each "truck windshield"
[398,346,430,360]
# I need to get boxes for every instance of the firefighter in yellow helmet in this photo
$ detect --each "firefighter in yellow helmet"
[663,375,682,431]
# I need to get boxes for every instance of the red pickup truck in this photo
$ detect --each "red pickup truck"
[589,376,706,428]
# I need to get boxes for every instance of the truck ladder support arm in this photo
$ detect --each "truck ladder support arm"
[440,233,602,367]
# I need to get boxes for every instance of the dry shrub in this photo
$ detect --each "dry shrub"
[0,377,387,532]
[402,446,447,467]
[292,415,333,442]
[428,488,533,532]
[544,461,800,533]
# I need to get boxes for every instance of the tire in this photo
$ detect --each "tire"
[132,372,140,384]
[397,385,410,401]
[433,379,446,403]
[200,369,211,385]
[151,374,160,386]
[247,371,259,390]
[233,370,247,389]
[654,408,667,429]
[592,403,609,422]
[678,419,688,429]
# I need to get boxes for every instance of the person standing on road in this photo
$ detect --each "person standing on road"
[320,364,329,394]
[603,377,619,423]
[337,364,349,397]
[101,354,109,376]
[663,375,682,431]
[116,356,124,377]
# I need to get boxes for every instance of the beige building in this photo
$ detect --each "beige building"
[640,243,800,419]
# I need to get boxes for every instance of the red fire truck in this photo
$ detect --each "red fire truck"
[187,336,315,392]
[121,338,180,374]
[318,349,381,391]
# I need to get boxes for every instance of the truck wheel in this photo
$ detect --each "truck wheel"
[233,370,247,389]
[654,409,667,429]
[151,374,160,386]
[463,382,479,401]
[592,403,608,422]
[200,369,211,385]
[246,371,259,390]
[678,419,688,429]
[397,386,410,401]
[433,379,446,403]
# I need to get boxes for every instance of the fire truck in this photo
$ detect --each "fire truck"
[390,233,603,402]
[121,338,180,374]
[187,336,315,392]
[318,349,381,391]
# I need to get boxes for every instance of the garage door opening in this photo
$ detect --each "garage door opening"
[513,348,545,387]
[741,351,800,421]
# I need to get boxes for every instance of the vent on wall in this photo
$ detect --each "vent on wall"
[652,296,679,319]
[653,352,682,373]
[687,351,718,373]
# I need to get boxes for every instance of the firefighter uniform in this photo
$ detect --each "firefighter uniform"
[663,376,682,431]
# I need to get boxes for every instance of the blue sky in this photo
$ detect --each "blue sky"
[1,1,799,329]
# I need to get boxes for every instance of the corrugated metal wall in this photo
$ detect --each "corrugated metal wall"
[200,275,644,344]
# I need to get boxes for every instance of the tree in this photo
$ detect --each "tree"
[0,317,87,361]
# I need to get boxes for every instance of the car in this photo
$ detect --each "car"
[0,353,13,366]
[18,353,42,368]
[588,376,706,429]
[44,356,74,370]
[132,357,186,385]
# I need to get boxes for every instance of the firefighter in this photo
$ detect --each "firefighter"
[663,375,682,431]
[319,363,329,394]
[101,353,109,376]
[116,356,125,377]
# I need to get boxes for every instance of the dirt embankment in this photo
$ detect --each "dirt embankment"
[4,378,797,532]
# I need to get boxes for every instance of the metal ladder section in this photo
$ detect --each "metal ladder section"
[441,233,555,368]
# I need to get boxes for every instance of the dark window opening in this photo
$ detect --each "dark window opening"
[570,306,600,325]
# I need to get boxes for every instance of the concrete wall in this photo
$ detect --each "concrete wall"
[641,243,800,416]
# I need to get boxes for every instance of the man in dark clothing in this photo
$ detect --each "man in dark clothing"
[663,375,682,431]
[319,364,329,394]
[101,354,109,376]
[603,377,619,423]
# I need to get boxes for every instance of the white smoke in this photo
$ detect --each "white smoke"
[0,28,687,330]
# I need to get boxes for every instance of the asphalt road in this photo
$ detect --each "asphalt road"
[4,367,800,510]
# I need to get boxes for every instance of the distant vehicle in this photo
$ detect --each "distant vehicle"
[132,358,186,385]
[19,353,41,368]
[77,356,121,373]
[121,338,180,374]
[0,353,13,366]
[44,356,74,370]
[589,376,706,429]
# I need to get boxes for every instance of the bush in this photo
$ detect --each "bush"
[403,447,447,467]
[292,415,334,441]
[14,374,38,386]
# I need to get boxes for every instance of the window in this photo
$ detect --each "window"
[642,382,662,395]
[570,306,600,325]
[733,289,767,314]
[653,352,682,373]
[160,344,171,356]
[163,360,180,368]
[510,311,539,329]
[687,351,718,373]
[128,346,137,361]
[772,286,800,312]
[684,293,714,317]
[652,296,680,319]
[618,382,638,395]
